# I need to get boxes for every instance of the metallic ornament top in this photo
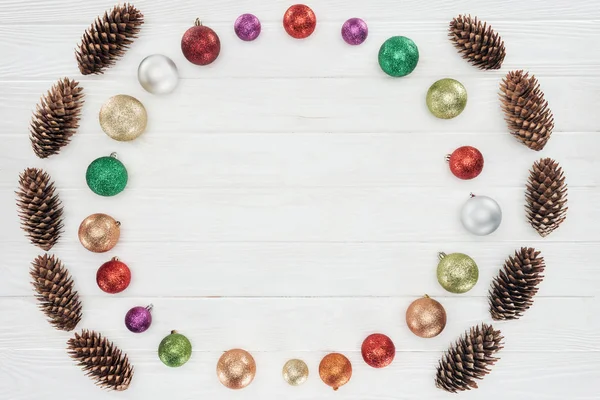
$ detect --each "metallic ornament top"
[234,13,261,41]
[341,18,368,45]
[437,252,479,294]
[461,194,502,235]
[96,257,131,294]
[125,305,153,333]
[405,295,447,338]
[78,213,120,253]
[138,54,179,95]
[378,36,419,77]
[361,333,395,368]
[181,19,221,65]
[99,95,147,141]
[158,330,192,367]
[283,4,317,39]
[447,146,484,180]
[319,353,352,390]
[426,78,468,119]
[217,349,256,389]
[86,153,128,197]
[282,359,309,386]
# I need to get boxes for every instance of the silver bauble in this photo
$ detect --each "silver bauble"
[137,54,179,95]
[460,195,502,236]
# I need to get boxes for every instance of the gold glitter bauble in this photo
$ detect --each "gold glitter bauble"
[319,353,352,391]
[282,359,309,386]
[78,213,121,253]
[99,94,147,141]
[406,295,447,338]
[216,349,256,390]
[437,252,479,293]
[426,78,467,119]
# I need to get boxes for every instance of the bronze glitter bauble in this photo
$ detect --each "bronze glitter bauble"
[217,349,256,390]
[319,353,352,391]
[78,213,120,253]
[282,359,309,386]
[99,95,147,141]
[406,295,447,338]
[361,333,395,368]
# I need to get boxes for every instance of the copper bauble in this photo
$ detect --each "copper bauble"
[361,333,395,368]
[406,295,447,338]
[96,257,131,294]
[217,349,256,389]
[319,353,352,391]
[78,213,120,253]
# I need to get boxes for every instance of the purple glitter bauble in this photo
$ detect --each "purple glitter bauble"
[125,305,153,333]
[234,13,261,41]
[341,18,368,45]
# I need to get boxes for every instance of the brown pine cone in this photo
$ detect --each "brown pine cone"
[449,14,506,70]
[526,158,567,237]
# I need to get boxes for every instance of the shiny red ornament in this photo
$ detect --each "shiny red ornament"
[361,333,395,368]
[96,257,131,294]
[283,4,317,39]
[447,146,484,180]
[181,19,221,65]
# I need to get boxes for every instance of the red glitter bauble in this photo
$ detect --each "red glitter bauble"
[283,4,317,39]
[448,146,484,180]
[181,20,221,65]
[361,333,395,368]
[96,257,131,294]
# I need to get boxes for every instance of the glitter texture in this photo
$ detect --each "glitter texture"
[99,95,147,141]
[283,4,317,39]
[448,146,484,180]
[378,36,419,77]
[125,305,152,333]
[234,13,261,41]
[159,331,192,367]
[282,359,309,386]
[96,257,131,294]
[437,252,479,294]
[361,333,395,368]
[78,213,120,253]
[181,21,221,65]
[217,349,256,389]
[319,353,352,391]
[426,78,468,119]
[86,155,128,197]
[341,18,368,45]
[406,295,447,338]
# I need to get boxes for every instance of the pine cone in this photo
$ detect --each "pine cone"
[436,323,504,393]
[67,330,134,391]
[500,70,555,151]
[489,248,545,321]
[16,168,64,251]
[30,77,84,158]
[526,158,567,237]
[75,4,144,75]
[30,254,82,331]
[449,15,506,70]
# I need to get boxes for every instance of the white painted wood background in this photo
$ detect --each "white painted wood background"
[1,0,599,399]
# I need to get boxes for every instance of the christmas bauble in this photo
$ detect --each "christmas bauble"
[86,153,128,197]
[96,257,131,294]
[461,194,502,236]
[447,146,484,180]
[234,13,261,41]
[125,305,152,333]
[361,333,395,368]
[341,18,368,45]
[138,54,179,95]
[437,252,479,294]
[378,36,419,77]
[159,330,192,367]
[282,359,309,386]
[283,4,317,39]
[319,353,352,391]
[406,295,447,338]
[217,349,256,389]
[99,95,147,141]
[426,78,467,119]
[181,19,221,65]
[78,213,120,253]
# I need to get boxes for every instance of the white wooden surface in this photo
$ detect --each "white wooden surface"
[1,0,599,399]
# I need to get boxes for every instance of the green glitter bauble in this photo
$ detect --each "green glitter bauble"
[158,331,192,367]
[378,36,419,77]
[426,78,468,119]
[436,252,479,294]
[86,154,128,197]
